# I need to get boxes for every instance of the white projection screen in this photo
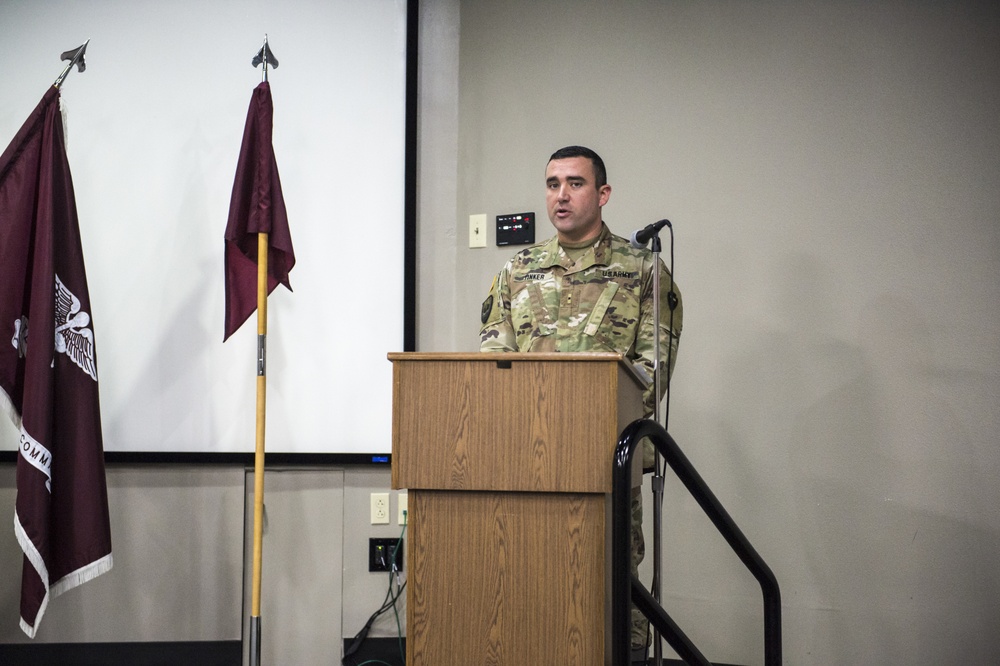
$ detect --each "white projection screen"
[0,0,410,458]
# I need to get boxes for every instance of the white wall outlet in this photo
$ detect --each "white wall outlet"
[370,492,390,524]
[469,213,487,248]
[398,493,408,525]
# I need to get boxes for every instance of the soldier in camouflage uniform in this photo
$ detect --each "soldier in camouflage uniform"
[479,146,682,664]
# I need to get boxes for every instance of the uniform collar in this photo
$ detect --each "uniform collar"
[538,223,613,270]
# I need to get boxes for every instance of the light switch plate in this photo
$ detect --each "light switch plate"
[469,213,487,248]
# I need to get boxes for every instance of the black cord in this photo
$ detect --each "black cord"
[648,224,677,657]
[663,223,677,436]
[342,514,408,666]
[342,580,407,665]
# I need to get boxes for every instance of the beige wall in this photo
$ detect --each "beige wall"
[0,465,244,642]
[0,464,406,663]
[440,0,1000,664]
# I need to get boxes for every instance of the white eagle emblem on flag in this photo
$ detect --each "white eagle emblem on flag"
[54,274,98,381]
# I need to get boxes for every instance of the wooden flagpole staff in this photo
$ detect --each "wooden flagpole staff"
[250,231,268,666]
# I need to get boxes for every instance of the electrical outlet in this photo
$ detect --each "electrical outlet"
[469,213,487,248]
[398,493,408,525]
[370,492,389,524]
[369,538,404,572]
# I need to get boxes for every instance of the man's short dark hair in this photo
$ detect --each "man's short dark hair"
[548,145,607,189]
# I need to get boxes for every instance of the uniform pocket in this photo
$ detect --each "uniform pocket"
[583,282,619,336]
[592,279,642,355]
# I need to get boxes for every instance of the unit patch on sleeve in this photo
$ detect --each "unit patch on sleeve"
[481,295,494,324]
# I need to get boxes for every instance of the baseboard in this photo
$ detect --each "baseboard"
[342,636,406,666]
[646,657,736,666]
[336,640,741,666]
[0,641,240,665]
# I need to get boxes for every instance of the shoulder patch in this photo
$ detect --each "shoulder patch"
[481,295,494,324]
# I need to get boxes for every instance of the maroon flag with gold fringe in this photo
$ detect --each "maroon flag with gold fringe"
[0,86,112,637]
[223,81,295,341]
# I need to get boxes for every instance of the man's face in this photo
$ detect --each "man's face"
[545,156,611,244]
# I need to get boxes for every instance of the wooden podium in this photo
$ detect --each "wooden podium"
[389,352,646,665]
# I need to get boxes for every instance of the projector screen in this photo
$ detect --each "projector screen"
[0,0,409,456]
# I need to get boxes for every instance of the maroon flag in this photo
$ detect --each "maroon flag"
[224,81,295,341]
[0,87,112,637]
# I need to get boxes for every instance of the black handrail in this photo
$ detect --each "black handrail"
[611,419,782,665]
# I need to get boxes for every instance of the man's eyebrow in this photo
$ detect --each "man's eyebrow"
[546,175,587,184]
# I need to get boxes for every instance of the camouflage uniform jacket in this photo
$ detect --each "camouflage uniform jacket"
[480,223,682,415]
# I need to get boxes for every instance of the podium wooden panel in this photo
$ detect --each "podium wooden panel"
[389,352,646,666]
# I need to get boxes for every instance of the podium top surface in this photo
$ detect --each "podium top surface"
[388,351,624,362]
[387,351,649,389]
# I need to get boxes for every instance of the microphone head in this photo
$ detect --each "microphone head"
[630,219,671,249]
[629,229,647,249]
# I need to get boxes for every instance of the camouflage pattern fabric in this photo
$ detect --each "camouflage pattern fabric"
[480,223,682,650]
[481,223,682,415]
[631,486,648,650]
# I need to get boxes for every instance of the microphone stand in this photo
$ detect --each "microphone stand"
[648,229,675,666]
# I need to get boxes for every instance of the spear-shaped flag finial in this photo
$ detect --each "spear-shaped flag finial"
[252,35,278,82]
[54,39,90,89]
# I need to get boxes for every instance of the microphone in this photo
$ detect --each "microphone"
[629,219,672,248]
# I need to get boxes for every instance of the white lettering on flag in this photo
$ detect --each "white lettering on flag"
[19,427,52,493]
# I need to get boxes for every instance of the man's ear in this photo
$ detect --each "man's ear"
[598,184,612,207]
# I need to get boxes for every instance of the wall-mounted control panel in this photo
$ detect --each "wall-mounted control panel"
[495,212,535,246]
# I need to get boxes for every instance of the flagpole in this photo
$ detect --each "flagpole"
[248,34,277,666]
[249,231,268,666]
